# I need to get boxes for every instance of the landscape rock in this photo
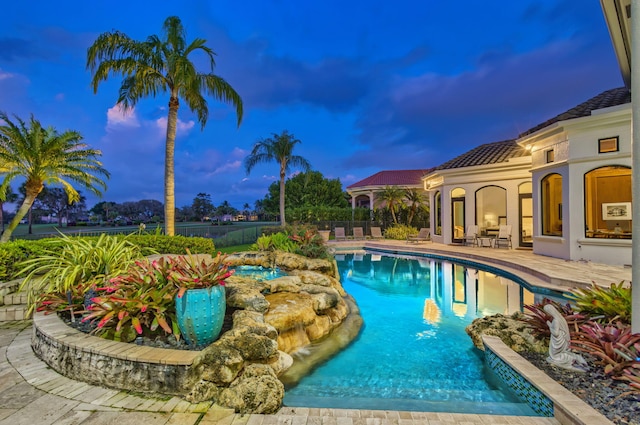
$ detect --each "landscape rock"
[465,312,547,353]
[218,364,285,414]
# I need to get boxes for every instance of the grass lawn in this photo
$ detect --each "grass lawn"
[217,244,253,254]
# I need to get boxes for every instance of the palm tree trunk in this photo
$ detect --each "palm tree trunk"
[164,97,179,236]
[0,202,4,233]
[279,174,286,227]
[0,195,36,243]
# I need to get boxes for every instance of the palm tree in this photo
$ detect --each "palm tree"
[0,185,17,233]
[376,186,405,224]
[405,188,428,226]
[86,16,243,236]
[244,130,311,226]
[0,113,109,242]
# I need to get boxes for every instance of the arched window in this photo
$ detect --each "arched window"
[541,174,562,236]
[434,191,442,235]
[475,186,507,235]
[584,166,631,239]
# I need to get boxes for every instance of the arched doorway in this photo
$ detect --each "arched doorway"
[451,188,465,243]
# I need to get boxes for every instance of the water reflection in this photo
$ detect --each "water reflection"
[337,253,549,323]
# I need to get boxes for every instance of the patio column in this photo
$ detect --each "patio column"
[632,2,640,334]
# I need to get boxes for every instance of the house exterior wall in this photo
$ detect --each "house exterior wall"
[524,104,632,266]
[424,158,531,248]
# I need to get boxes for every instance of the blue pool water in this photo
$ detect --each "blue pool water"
[283,252,555,415]
[232,265,286,280]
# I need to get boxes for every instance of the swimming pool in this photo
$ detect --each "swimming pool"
[282,252,561,415]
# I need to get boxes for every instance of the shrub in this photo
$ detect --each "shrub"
[384,224,418,240]
[572,321,640,376]
[565,281,631,324]
[18,234,148,315]
[521,299,589,339]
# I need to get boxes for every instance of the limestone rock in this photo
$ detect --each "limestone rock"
[269,276,302,293]
[261,350,293,376]
[225,285,270,313]
[292,270,346,296]
[264,292,317,330]
[218,364,285,414]
[230,310,278,339]
[193,345,244,384]
[220,333,279,361]
[185,380,222,403]
[465,312,547,353]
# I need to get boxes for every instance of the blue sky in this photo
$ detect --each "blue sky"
[0,1,623,210]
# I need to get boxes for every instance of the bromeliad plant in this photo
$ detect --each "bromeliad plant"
[83,250,233,342]
[18,233,148,315]
[564,281,631,324]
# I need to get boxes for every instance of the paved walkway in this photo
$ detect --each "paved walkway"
[1,241,629,425]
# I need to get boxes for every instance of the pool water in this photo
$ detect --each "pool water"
[283,253,551,415]
[232,265,286,281]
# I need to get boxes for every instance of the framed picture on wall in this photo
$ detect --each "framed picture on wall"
[602,202,632,220]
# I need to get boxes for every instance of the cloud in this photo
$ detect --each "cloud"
[106,104,140,128]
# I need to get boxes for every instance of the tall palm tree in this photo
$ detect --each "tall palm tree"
[0,113,109,242]
[86,16,243,236]
[405,188,428,226]
[376,186,405,224]
[244,130,311,226]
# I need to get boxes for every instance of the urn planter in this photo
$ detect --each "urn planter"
[175,285,226,347]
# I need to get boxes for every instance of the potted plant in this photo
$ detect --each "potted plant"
[169,250,234,346]
[83,250,234,346]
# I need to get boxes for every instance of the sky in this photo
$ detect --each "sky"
[0,1,624,210]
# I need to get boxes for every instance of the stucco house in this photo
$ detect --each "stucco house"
[346,169,432,210]
[422,140,532,248]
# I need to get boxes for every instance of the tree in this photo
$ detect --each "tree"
[90,201,117,221]
[87,16,243,236]
[376,186,405,224]
[0,113,109,242]
[35,186,86,226]
[192,192,214,221]
[215,200,237,217]
[263,170,347,212]
[405,188,428,226]
[244,130,311,226]
[0,185,17,232]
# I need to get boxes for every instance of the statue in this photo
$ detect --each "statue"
[543,304,589,372]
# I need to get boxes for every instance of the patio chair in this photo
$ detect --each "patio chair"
[494,224,512,249]
[353,227,365,240]
[334,227,346,241]
[407,228,431,243]
[370,227,384,239]
[463,225,479,247]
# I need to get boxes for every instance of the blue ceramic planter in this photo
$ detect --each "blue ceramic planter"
[175,285,226,347]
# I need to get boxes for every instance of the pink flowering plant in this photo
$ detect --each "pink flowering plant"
[82,250,233,342]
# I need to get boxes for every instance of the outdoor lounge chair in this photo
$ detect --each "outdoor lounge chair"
[407,228,431,243]
[353,227,365,240]
[334,227,346,241]
[370,227,384,239]
[463,225,479,247]
[494,224,512,249]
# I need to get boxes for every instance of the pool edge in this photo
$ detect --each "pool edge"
[483,335,614,425]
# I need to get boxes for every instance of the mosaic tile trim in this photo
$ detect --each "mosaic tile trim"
[484,346,554,417]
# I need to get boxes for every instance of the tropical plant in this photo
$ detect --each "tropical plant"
[244,130,311,226]
[18,233,147,314]
[0,112,109,242]
[384,224,418,240]
[83,251,233,342]
[87,15,243,236]
[376,186,406,224]
[521,299,588,339]
[564,281,631,323]
[405,188,428,226]
[616,363,640,397]
[83,259,180,342]
[572,321,640,376]
[288,225,330,259]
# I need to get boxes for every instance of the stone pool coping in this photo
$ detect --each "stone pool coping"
[483,335,614,425]
[30,311,614,425]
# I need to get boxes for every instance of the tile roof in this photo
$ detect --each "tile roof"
[347,169,433,189]
[519,87,631,137]
[433,139,529,171]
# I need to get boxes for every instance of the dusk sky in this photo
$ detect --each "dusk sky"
[0,1,624,210]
